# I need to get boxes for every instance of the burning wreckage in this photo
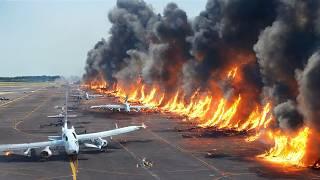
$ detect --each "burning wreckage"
[82,0,320,169]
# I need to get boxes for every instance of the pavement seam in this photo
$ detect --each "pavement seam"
[117,141,161,180]
[13,94,53,137]
[0,88,44,108]
[146,127,227,177]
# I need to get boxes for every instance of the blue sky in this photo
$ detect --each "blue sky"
[0,0,207,77]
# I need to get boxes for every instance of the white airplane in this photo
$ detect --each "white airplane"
[54,105,73,112]
[47,113,78,118]
[71,91,103,100]
[0,93,146,159]
[90,96,152,112]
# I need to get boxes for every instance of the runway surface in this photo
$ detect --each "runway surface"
[0,83,319,180]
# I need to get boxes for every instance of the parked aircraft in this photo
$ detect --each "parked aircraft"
[0,92,146,159]
[71,91,102,100]
[90,96,152,112]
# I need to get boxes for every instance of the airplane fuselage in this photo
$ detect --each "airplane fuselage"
[124,103,130,112]
[62,127,79,155]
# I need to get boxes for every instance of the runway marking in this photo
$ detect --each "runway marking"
[12,90,53,138]
[77,168,146,176]
[69,157,78,180]
[0,93,32,108]
[13,95,52,134]
[0,87,44,108]
[146,127,227,177]
[213,172,257,180]
[117,142,161,180]
[36,175,73,180]
[0,168,39,177]
[165,168,211,173]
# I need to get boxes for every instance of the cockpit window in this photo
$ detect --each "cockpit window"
[72,132,76,139]
[65,136,68,141]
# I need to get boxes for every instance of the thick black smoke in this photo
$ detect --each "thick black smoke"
[187,0,276,87]
[115,2,192,93]
[298,51,320,131]
[84,0,320,134]
[84,39,107,82]
[274,100,303,131]
[254,0,320,130]
[84,0,157,86]
[297,51,320,162]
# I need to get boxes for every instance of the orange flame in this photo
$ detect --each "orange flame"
[4,151,11,156]
[245,132,261,142]
[227,67,238,79]
[258,127,310,167]
[85,77,273,132]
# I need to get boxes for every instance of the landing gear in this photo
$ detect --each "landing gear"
[100,147,107,152]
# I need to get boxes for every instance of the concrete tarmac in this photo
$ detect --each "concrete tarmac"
[0,83,319,180]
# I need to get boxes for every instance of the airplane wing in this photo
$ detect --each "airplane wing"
[89,94,103,97]
[47,115,62,118]
[90,104,125,110]
[0,140,64,155]
[77,125,146,142]
[71,95,82,97]
[47,115,76,118]
[130,105,153,111]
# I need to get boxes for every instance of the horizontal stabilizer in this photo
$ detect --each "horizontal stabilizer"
[48,136,62,141]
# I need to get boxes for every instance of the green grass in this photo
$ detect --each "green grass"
[0,82,53,87]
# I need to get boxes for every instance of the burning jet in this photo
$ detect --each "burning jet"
[0,92,146,159]
[90,96,152,112]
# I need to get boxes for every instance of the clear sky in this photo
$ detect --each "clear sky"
[0,0,207,77]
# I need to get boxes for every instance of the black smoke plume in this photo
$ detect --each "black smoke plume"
[84,0,320,135]
[254,0,320,130]
[84,0,157,86]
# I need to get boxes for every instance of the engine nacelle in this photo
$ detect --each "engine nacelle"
[85,138,108,150]
[96,138,108,148]
[40,146,52,158]
[90,138,108,149]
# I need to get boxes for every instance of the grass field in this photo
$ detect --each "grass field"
[0,82,53,87]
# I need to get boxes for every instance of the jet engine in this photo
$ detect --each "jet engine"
[40,146,52,158]
[84,138,108,150]
[96,138,108,148]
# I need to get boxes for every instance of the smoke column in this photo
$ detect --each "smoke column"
[84,0,320,142]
